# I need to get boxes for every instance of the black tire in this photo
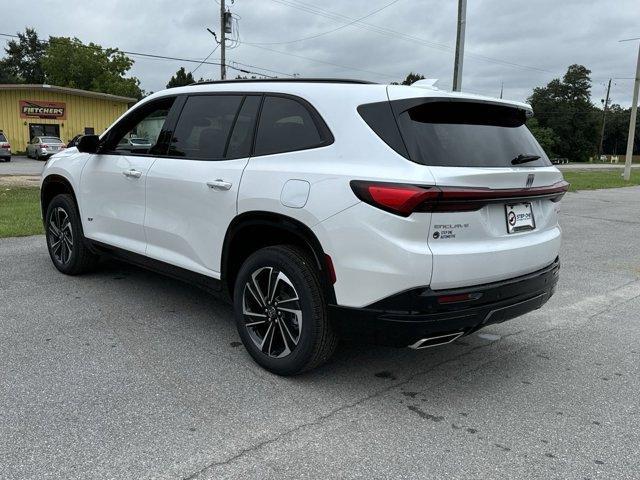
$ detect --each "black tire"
[233,245,338,376]
[45,194,98,275]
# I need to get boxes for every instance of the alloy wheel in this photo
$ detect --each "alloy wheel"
[48,207,74,265]
[242,267,302,358]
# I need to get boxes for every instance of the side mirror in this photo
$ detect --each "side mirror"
[77,134,100,153]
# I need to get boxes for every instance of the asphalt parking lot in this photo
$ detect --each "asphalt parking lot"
[0,155,46,176]
[1,187,639,479]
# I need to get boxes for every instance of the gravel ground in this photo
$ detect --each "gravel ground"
[1,187,639,479]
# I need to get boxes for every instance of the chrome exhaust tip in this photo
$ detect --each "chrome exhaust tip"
[408,332,465,350]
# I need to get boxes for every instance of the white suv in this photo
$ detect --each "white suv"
[41,79,567,375]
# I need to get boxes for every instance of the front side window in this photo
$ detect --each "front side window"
[168,95,243,160]
[104,96,176,155]
[254,96,325,156]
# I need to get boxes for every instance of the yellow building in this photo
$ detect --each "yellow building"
[0,84,136,152]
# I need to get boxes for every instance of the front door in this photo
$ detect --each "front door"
[144,94,260,276]
[79,96,176,254]
[29,123,60,139]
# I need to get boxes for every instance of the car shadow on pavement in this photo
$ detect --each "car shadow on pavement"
[84,258,534,396]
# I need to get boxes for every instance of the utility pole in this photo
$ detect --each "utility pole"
[597,78,612,158]
[621,38,640,181]
[220,0,226,80]
[452,0,466,92]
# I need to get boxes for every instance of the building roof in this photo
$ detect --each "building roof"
[0,84,137,103]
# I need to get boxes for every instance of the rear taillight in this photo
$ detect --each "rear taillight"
[350,180,570,217]
[41,144,49,148]
[350,181,438,216]
[0,143,9,149]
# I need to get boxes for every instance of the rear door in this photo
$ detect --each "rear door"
[144,94,260,276]
[79,96,176,254]
[387,86,565,290]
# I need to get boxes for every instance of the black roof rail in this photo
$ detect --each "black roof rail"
[188,78,377,86]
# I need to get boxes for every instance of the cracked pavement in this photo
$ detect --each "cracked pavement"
[1,187,639,479]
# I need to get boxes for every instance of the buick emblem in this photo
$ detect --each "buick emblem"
[525,174,535,188]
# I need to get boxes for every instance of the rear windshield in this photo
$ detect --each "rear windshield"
[359,99,551,168]
[0,133,6,142]
[41,137,62,143]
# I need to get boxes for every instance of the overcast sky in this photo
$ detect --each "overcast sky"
[2,0,639,106]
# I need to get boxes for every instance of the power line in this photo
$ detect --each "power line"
[244,0,404,46]
[192,44,219,74]
[239,42,398,80]
[0,32,290,79]
[253,0,556,75]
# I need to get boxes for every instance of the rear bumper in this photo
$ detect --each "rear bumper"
[329,257,560,347]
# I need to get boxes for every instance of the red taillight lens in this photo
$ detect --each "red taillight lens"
[41,144,49,148]
[351,180,570,216]
[350,181,438,217]
[437,293,483,304]
[0,143,9,148]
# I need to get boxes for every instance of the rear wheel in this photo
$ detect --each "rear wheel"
[233,245,338,375]
[45,194,98,275]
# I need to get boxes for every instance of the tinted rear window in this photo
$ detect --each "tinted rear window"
[0,134,6,142]
[360,99,550,168]
[254,96,324,156]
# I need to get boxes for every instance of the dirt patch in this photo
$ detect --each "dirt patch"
[0,175,41,187]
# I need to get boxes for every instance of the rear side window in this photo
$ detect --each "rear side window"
[0,133,7,142]
[360,99,551,168]
[254,96,325,156]
[169,95,243,160]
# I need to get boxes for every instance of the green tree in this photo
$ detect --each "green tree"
[166,67,195,88]
[0,28,46,83]
[391,72,426,86]
[526,117,559,157]
[401,72,426,85]
[528,64,599,162]
[42,36,142,98]
[601,104,640,156]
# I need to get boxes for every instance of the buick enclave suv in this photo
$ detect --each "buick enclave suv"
[40,79,567,375]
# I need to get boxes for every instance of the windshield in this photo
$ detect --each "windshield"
[41,137,62,143]
[396,101,550,168]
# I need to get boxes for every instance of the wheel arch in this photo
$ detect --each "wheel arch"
[221,211,337,304]
[40,174,79,223]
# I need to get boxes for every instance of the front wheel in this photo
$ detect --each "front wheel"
[45,194,98,275]
[233,245,338,375]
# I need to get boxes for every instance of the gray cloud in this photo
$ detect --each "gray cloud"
[2,0,639,105]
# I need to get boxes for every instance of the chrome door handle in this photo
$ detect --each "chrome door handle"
[123,169,142,179]
[207,179,233,191]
